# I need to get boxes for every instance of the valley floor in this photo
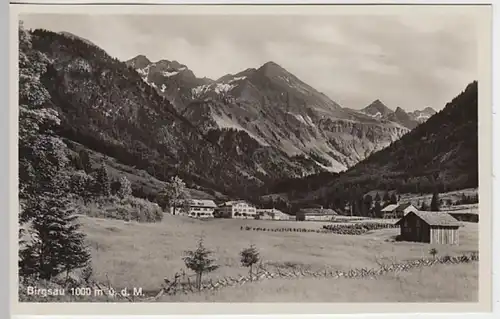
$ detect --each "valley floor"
[81,212,479,302]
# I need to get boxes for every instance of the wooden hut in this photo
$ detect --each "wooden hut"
[395,211,460,245]
[296,208,338,221]
[382,203,418,219]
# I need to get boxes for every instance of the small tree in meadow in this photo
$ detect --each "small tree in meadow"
[240,245,260,281]
[183,238,219,291]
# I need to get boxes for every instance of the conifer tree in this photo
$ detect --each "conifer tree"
[19,171,91,280]
[390,193,398,204]
[70,171,94,202]
[183,238,219,290]
[383,191,390,202]
[373,201,382,218]
[94,162,111,197]
[430,192,441,211]
[240,245,260,280]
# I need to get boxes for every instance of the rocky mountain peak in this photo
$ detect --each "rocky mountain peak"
[126,54,151,69]
[394,106,406,114]
[362,99,393,118]
[257,61,289,77]
[423,106,437,114]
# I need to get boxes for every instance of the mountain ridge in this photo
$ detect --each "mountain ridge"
[127,55,413,172]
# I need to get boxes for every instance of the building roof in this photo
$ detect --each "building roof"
[396,211,461,227]
[381,204,398,212]
[188,199,217,207]
[257,208,285,214]
[396,203,416,211]
[221,200,250,207]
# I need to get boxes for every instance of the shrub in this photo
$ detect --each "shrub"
[81,196,163,223]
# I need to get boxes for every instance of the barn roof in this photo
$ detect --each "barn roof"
[396,203,414,211]
[188,199,217,207]
[381,204,398,212]
[396,211,461,227]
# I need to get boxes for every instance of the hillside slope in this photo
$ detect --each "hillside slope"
[265,81,478,209]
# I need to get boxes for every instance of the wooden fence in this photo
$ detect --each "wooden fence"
[240,222,399,236]
[141,252,478,301]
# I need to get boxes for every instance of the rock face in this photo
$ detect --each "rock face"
[408,107,438,123]
[128,56,412,172]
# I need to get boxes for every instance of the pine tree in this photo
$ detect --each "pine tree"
[70,171,94,202]
[94,162,111,197]
[19,171,91,280]
[374,192,381,202]
[430,192,440,211]
[383,191,390,202]
[390,193,398,204]
[240,245,260,281]
[117,176,132,198]
[373,201,382,218]
[183,238,219,290]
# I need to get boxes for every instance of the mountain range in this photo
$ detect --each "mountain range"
[21,27,476,207]
[126,55,435,172]
[359,99,436,129]
[265,81,478,211]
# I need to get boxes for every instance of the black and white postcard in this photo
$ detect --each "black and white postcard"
[9,1,494,316]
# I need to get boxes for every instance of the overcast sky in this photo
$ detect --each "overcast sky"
[22,13,477,111]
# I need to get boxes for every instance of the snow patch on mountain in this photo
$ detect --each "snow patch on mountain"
[191,75,247,98]
[288,112,316,127]
[362,110,383,119]
[214,83,236,94]
[230,76,247,83]
[162,70,180,77]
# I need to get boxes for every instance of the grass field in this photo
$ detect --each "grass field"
[82,213,478,295]
[162,262,478,302]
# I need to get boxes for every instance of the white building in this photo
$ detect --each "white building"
[172,199,217,218]
[256,208,290,220]
[215,200,257,219]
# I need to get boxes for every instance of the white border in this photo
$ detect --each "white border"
[6,0,498,318]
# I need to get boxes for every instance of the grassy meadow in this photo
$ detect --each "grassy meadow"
[82,211,479,298]
[163,262,478,302]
